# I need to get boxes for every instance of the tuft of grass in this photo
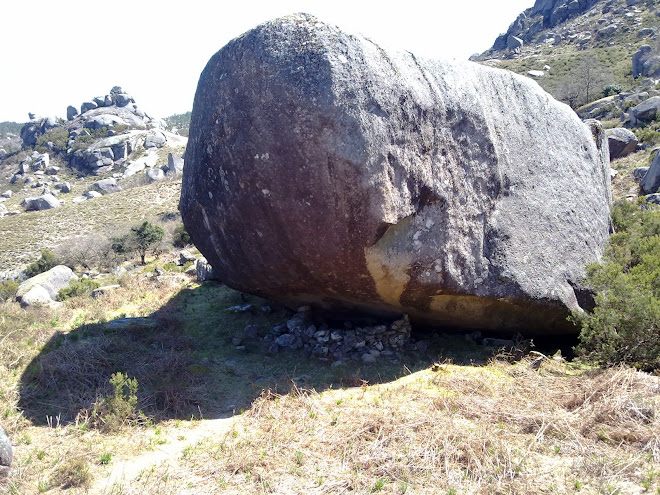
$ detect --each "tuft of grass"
[51,458,92,489]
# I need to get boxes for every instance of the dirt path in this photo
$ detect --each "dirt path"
[94,415,237,493]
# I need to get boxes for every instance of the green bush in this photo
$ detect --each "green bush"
[35,126,69,153]
[172,223,191,248]
[602,83,622,97]
[25,249,59,278]
[0,280,19,302]
[92,372,141,431]
[56,278,100,301]
[574,200,660,371]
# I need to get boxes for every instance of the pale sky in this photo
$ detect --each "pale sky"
[0,0,533,123]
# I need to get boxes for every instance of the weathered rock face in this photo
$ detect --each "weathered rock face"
[180,14,612,335]
[633,45,660,79]
[641,152,660,194]
[0,426,11,477]
[491,0,601,50]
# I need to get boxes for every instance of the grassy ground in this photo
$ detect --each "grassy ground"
[610,150,652,201]
[0,251,658,494]
[0,178,182,271]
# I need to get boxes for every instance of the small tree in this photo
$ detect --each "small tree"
[131,221,164,264]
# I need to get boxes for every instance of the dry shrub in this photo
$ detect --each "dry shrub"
[182,360,660,494]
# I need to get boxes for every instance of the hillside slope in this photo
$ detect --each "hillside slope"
[477,0,660,112]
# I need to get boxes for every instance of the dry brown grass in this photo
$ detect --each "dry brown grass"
[159,360,659,495]
[2,263,659,494]
[610,150,651,201]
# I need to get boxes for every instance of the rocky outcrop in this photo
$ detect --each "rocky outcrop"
[16,265,78,305]
[633,45,660,78]
[146,168,165,182]
[195,258,216,282]
[606,128,638,160]
[180,14,612,335]
[167,153,184,175]
[490,0,602,50]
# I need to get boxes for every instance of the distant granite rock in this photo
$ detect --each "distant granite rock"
[16,265,78,304]
[91,178,121,195]
[606,128,638,160]
[633,45,660,78]
[167,153,184,175]
[21,194,60,211]
[641,152,660,194]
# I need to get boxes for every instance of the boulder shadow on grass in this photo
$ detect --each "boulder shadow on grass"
[17,283,492,427]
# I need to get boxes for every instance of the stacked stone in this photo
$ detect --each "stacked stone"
[265,310,412,363]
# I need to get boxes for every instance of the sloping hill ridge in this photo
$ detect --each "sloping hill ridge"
[476,0,660,112]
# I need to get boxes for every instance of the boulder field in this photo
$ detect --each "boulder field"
[180,14,612,335]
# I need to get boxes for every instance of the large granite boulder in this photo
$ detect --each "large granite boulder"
[606,128,638,160]
[16,265,78,303]
[180,14,612,335]
[22,194,60,211]
[629,96,660,125]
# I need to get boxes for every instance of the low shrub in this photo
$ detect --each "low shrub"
[56,278,100,301]
[602,83,622,97]
[91,372,142,431]
[0,280,19,302]
[35,126,69,153]
[50,458,92,489]
[172,223,191,248]
[25,249,58,278]
[574,200,660,371]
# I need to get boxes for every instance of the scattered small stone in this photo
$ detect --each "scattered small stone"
[264,311,412,364]
[231,337,243,346]
[235,345,247,351]
[361,353,378,364]
[243,324,259,339]
[227,304,253,313]
[91,285,120,298]
[179,250,196,265]
[275,333,296,347]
